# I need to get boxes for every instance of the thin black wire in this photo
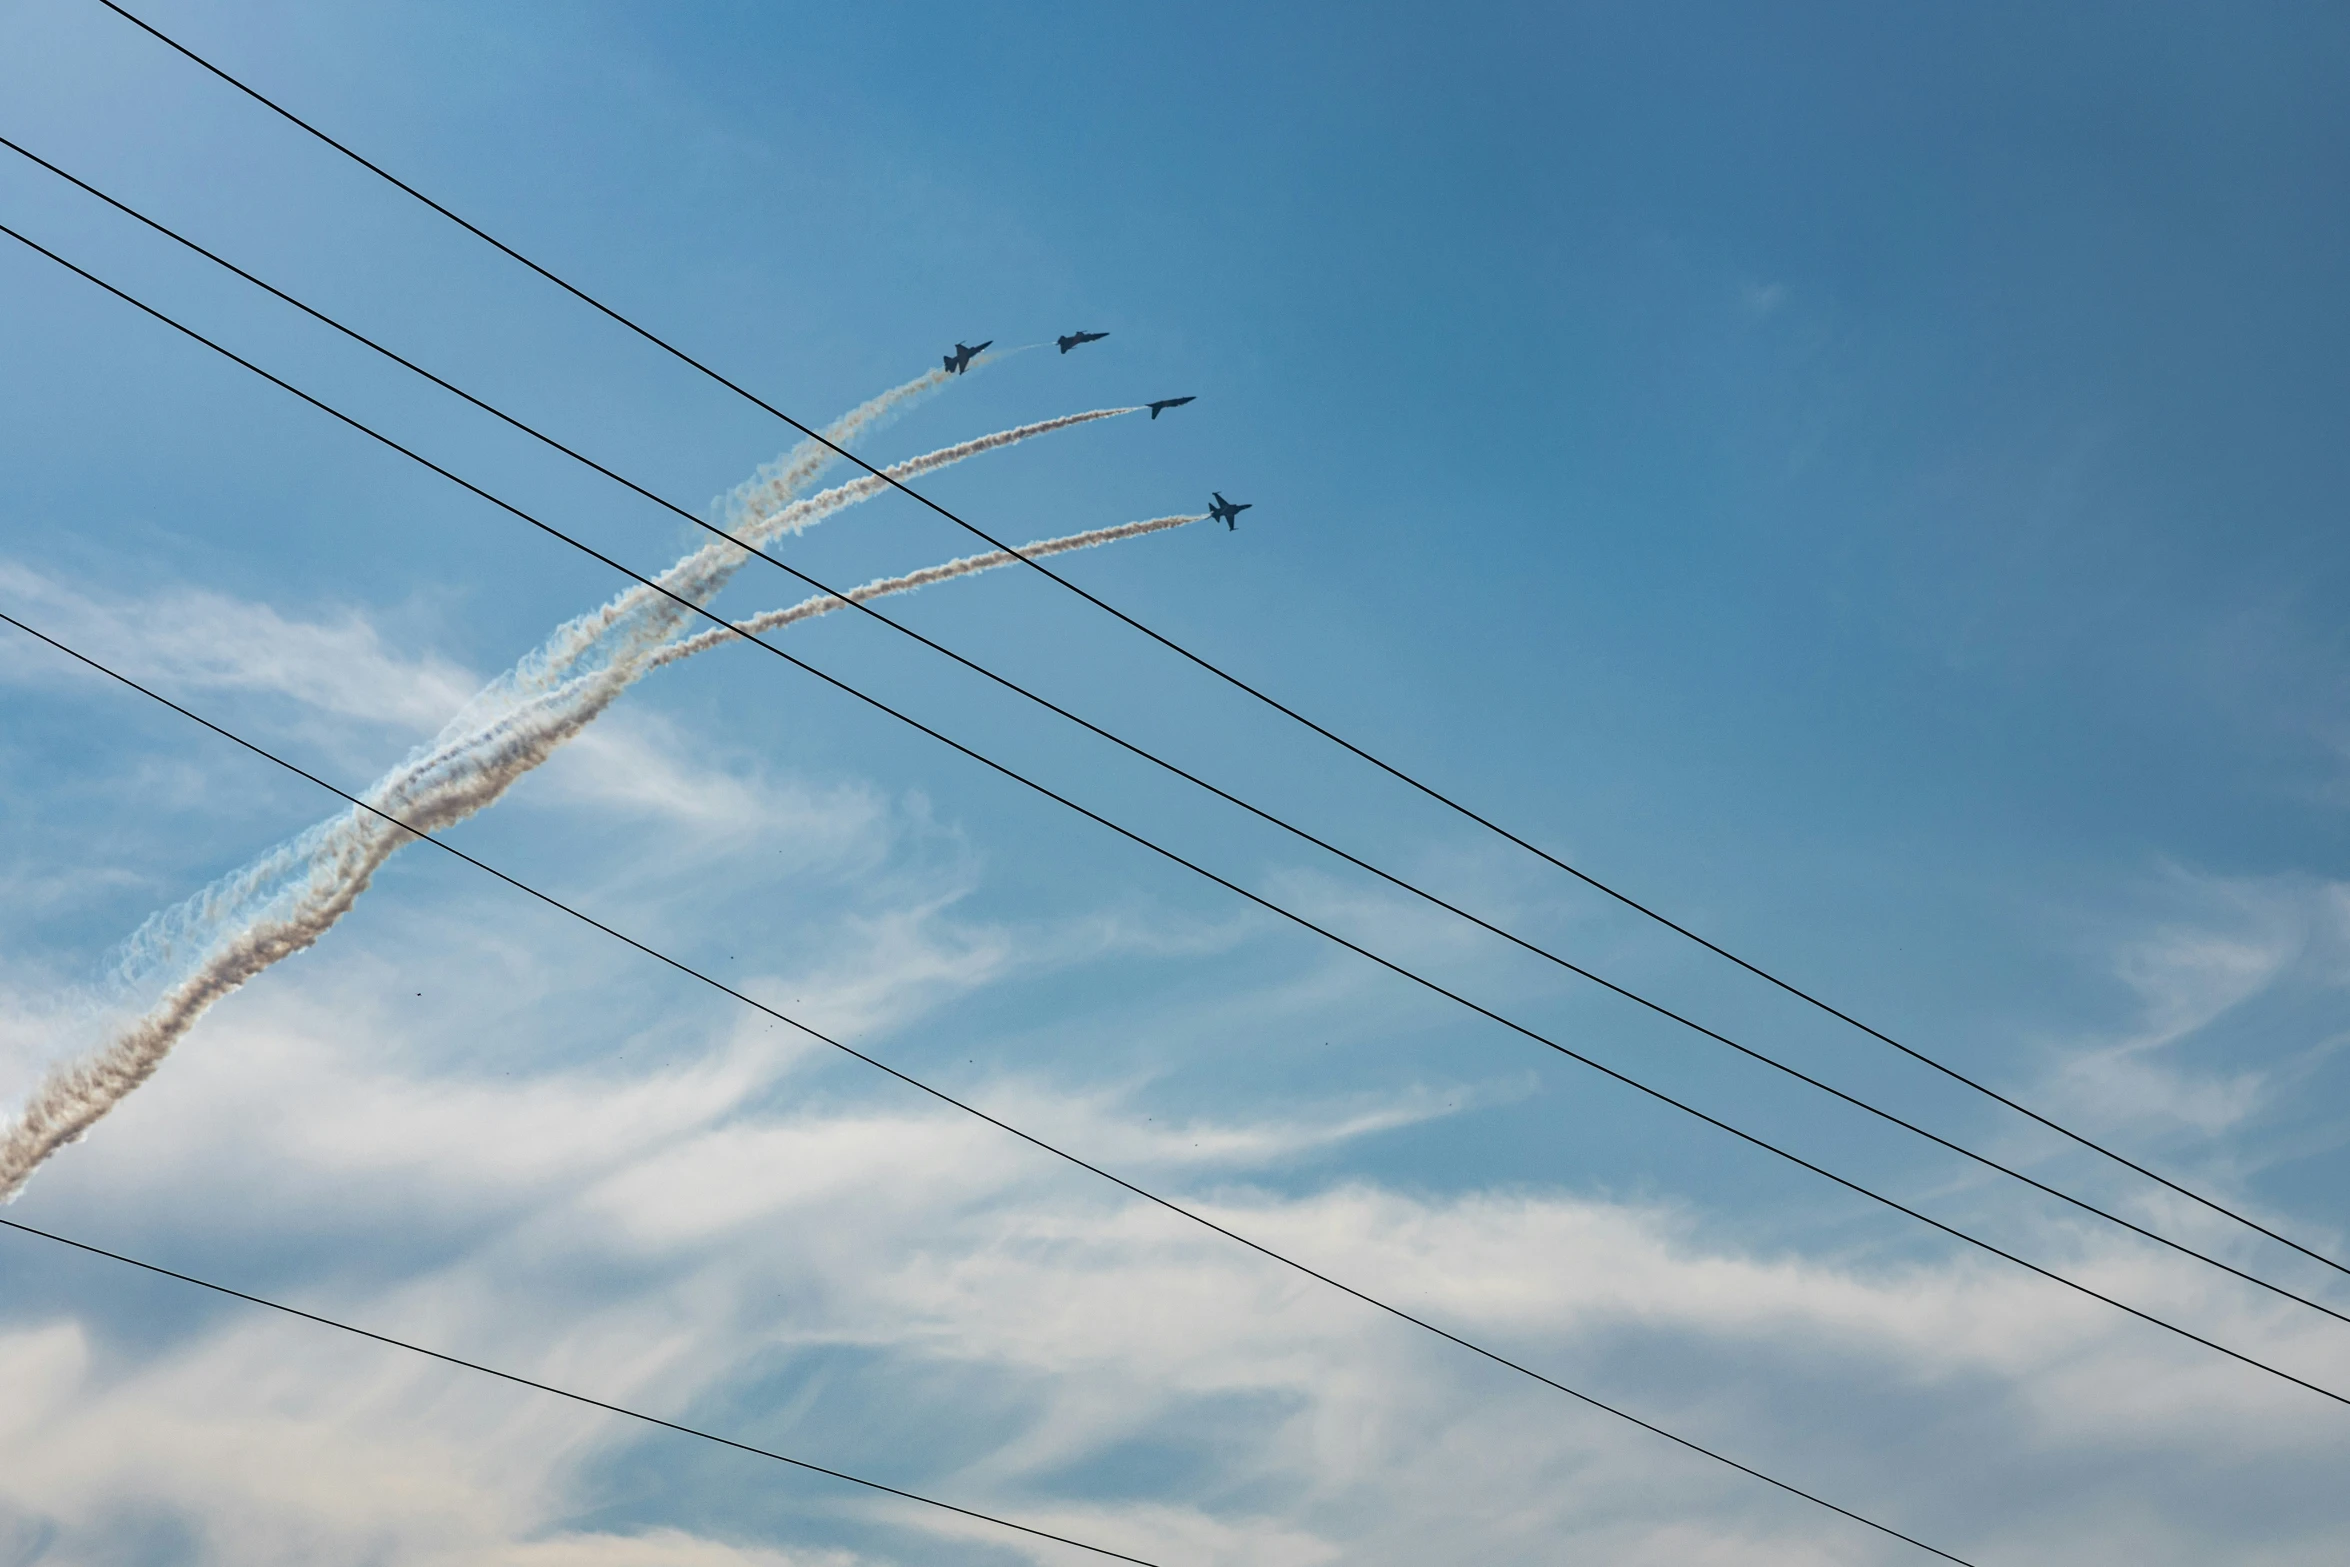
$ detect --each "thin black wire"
[0,609,1975,1567]
[0,1216,1163,1567]
[87,0,2349,1286]
[4,223,2350,1418]
[3,221,2344,1421]
[8,137,2337,1336]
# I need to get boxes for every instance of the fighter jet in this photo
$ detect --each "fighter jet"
[1146,396,1196,420]
[942,340,992,374]
[1057,330,1109,354]
[1207,491,1252,530]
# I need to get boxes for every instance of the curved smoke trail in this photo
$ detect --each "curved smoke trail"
[0,482,1188,1201]
[437,404,1136,759]
[650,514,1204,668]
[348,512,1208,869]
[512,349,1040,698]
[717,366,954,534]
[337,403,1145,886]
[86,374,1000,1023]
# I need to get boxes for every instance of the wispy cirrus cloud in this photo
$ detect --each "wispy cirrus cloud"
[5,500,2349,1566]
[0,560,478,733]
[2042,868,2350,1141]
[5,847,2348,1567]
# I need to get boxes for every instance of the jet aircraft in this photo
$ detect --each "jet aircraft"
[1146,396,1196,419]
[1057,330,1109,354]
[1208,492,1252,530]
[942,340,992,374]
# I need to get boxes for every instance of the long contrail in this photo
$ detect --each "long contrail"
[0,500,1188,1200]
[640,405,1138,630]
[347,406,1149,876]
[405,369,944,772]
[5,371,1026,1181]
[393,512,1209,802]
[365,512,1209,826]
[92,378,1032,1004]
[717,367,954,536]
[448,406,1138,753]
[651,514,1205,667]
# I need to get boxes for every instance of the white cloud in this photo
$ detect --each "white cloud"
[483,1535,869,1567]
[5,562,2349,1566]
[2041,868,2350,1138]
[7,878,2350,1567]
[0,560,477,735]
[527,710,889,856]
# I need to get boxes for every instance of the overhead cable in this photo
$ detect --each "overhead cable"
[0,1214,1167,1566]
[0,606,1977,1567]
[2,223,2344,1417]
[83,0,2349,1286]
[6,134,2339,1332]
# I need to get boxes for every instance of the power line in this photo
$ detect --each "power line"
[0,1215,1167,1566]
[4,217,2344,1416]
[7,138,2338,1335]
[0,608,1977,1567]
[86,0,2350,1287]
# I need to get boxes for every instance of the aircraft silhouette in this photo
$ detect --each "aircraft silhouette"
[1208,492,1252,530]
[1146,396,1196,419]
[942,340,991,374]
[1057,330,1109,353]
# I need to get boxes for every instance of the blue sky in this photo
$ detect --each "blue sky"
[3,2,2349,1563]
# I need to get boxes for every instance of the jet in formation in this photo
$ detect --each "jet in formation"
[1208,491,1252,530]
[942,340,992,374]
[1057,330,1109,353]
[1147,395,1196,420]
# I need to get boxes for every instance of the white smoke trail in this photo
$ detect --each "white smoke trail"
[377,511,1209,823]
[86,381,1030,1026]
[436,406,1137,759]
[0,501,1189,1200]
[79,395,1141,990]
[369,401,1141,917]
[644,406,1137,615]
[717,367,952,535]
[7,375,1098,1177]
[650,514,1205,668]
[426,368,949,752]
[328,511,1208,882]
[335,404,1145,882]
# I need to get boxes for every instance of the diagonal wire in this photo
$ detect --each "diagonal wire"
[3,132,2344,1334]
[0,607,1977,1567]
[84,0,2350,1285]
[3,216,2346,1416]
[0,1214,1167,1566]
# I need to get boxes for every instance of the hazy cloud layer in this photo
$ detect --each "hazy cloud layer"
[6,562,2350,1564]
[0,561,478,735]
[6,758,2350,1564]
